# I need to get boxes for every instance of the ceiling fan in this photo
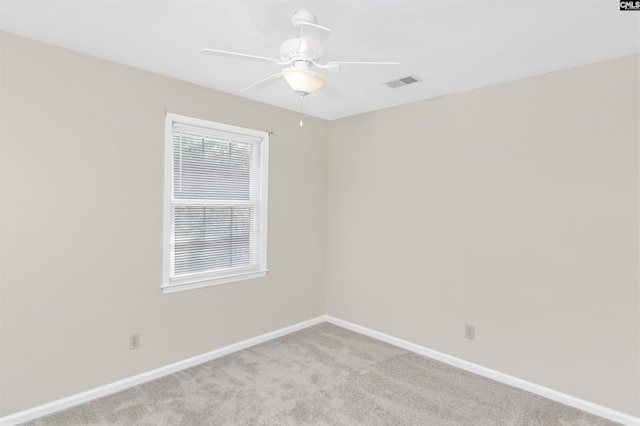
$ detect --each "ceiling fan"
[201,10,399,97]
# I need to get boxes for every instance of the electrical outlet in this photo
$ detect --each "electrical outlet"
[129,333,140,350]
[465,324,475,340]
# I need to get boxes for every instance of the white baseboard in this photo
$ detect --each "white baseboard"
[324,315,640,426]
[0,316,325,426]
[2,315,638,426]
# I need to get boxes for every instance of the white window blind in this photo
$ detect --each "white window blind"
[163,114,269,293]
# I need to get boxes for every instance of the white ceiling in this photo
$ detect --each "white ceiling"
[1,1,638,120]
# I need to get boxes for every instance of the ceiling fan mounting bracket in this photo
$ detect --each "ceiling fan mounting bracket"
[291,10,317,29]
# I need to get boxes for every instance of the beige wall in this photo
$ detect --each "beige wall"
[326,55,639,416]
[2,31,639,418]
[0,32,328,415]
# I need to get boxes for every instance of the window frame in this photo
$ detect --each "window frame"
[162,113,269,294]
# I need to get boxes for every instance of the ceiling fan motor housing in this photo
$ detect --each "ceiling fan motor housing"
[279,38,321,65]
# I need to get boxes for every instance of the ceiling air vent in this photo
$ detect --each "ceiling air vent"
[384,75,422,89]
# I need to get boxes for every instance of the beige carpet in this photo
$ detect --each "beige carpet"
[23,323,619,425]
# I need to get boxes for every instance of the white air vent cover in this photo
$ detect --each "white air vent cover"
[384,75,421,88]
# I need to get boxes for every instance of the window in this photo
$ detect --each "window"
[163,113,269,293]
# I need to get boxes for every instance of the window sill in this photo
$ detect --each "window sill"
[162,269,268,294]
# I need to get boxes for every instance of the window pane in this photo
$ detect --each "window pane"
[173,132,252,201]
[173,205,253,275]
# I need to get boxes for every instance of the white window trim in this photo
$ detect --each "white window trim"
[162,113,269,294]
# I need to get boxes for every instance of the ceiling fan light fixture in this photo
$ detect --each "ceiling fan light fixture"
[282,67,326,96]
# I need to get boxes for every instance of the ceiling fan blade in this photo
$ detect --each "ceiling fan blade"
[322,61,400,72]
[320,82,343,100]
[200,48,281,65]
[240,73,283,92]
[298,23,331,55]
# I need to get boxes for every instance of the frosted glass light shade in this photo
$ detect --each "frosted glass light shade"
[282,68,326,96]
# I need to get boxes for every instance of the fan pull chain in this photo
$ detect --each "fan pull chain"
[299,94,308,127]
